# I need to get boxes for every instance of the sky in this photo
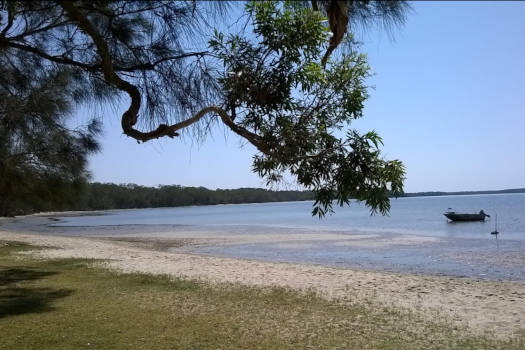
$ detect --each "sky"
[84,1,525,193]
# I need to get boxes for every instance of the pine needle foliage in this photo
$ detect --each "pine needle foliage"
[0,0,409,217]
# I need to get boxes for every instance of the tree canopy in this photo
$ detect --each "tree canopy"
[0,34,101,215]
[0,0,409,216]
[79,183,314,210]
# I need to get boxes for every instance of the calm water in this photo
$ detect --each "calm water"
[55,193,525,240]
[50,193,525,280]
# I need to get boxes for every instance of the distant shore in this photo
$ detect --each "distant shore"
[1,215,524,339]
[3,186,524,219]
[403,188,525,197]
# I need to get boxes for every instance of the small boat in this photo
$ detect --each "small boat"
[444,210,490,222]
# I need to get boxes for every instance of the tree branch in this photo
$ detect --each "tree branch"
[321,0,349,68]
[9,19,71,40]
[59,0,143,138]
[2,40,99,70]
[118,51,208,72]
[311,0,319,12]
[3,40,208,73]
[0,2,15,37]
[58,1,270,149]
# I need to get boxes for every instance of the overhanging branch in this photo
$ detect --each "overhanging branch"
[58,1,270,149]
[2,40,208,73]
[60,0,142,138]
[117,51,208,72]
[2,40,98,70]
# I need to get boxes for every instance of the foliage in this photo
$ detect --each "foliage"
[83,183,313,210]
[0,0,409,217]
[0,58,101,216]
[0,0,228,140]
[210,2,405,216]
[309,0,411,66]
[0,177,313,215]
[0,0,221,216]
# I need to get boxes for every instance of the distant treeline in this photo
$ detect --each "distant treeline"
[403,188,525,197]
[1,182,313,216]
[2,180,524,217]
[84,183,313,210]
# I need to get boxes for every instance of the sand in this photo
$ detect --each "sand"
[1,229,524,339]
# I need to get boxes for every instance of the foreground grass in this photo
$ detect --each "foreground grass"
[0,241,523,349]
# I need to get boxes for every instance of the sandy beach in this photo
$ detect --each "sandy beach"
[1,216,524,339]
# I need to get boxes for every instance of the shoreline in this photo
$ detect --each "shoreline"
[1,189,523,219]
[2,214,525,282]
[1,229,524,338]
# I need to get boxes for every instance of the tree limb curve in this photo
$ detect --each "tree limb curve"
[59,1,268,150]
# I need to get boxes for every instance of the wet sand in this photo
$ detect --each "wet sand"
[1,214,525,338]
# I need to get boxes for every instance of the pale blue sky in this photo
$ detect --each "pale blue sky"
[84,1,525,192]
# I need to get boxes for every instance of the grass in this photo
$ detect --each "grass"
[0,240,524,349]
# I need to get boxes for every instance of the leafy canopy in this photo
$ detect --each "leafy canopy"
[210,2,404,216]
[0,0,407,216]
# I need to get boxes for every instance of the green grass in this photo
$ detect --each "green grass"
[0,240,523,349]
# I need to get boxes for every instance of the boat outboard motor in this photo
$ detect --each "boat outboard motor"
[479,210,490,218]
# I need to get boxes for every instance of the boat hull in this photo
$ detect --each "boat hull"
[443,213,487,222]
